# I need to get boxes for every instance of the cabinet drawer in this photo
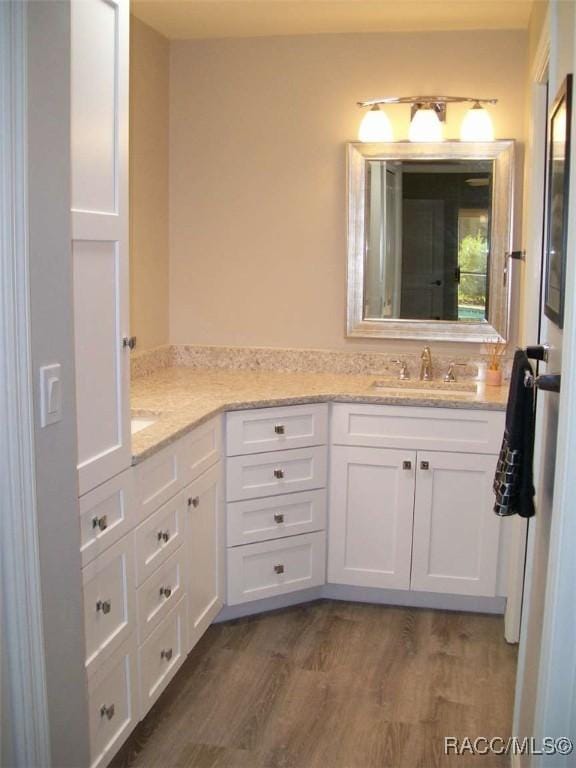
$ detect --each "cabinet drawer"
[226,446,327,502]
[83,535,135,678]
[134,491,186,585]
[137,548,186,644]
[88,635,138,768]
[227,532,326,605]
[227,489,327,546]
[135,441,183,522]
[180,416,222,484]
[138,598,187,718]
[226,404,328,456]
[80,469,135,567]
[332,404,505,454]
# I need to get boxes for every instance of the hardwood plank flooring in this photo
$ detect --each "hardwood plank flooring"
[112,601,517,768]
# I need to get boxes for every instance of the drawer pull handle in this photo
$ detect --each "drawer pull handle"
[160,648,173,661]
[274,513,284,524]
[159,586,172,598]
[274,424,285,435]
[96,599,111,615]
[274,564,285,575]
[100,703,115,720]
[188,496,200,508]
[157,530,170,543]
[273,469,284,479]
[92,515,108,532]
[420,461,430,470]
[402,460,412,470]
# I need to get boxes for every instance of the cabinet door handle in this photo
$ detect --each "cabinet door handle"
[159,586,172,598]
[420,461,430,470]
[274,564,285,575]
[188,496,200,508]
[96,599,111,615]
[157,530,170,543]
[92,515,108,531]
[402,460,412,470]
[100,703,115,720]
[273,469,284,479]
[160,648,173,661]
[274,513,284,524]
[274,424,285,435]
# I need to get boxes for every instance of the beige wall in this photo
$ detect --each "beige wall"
[169,30,527,353]
[130,16,169,351]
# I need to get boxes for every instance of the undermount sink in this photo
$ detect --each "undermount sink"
[131,411,160,435]
[370,379,477,396]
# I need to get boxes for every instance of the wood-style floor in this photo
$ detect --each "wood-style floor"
[112,600,517,768]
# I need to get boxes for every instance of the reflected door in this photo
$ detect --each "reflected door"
[401,199,446,319]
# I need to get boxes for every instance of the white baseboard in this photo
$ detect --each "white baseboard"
[216,583,506,622]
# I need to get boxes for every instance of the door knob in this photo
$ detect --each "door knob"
[157,530,170,543]
[274,424,285,435]
[188,496,200,508]
[160,648,173,661]
[92,515,108,531]
[274,564,285,574]
[402,460,412,470]
[420,461,430,470]
[100,703,115,720]
[273,469,284,479]
[274,513,284,524]
[159,586,172,598]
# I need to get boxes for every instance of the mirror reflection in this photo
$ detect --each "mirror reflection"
[364,159,493,323]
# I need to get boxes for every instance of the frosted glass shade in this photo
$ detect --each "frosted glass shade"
[358,106,394,142]
[408,107,443,142]
[460,104,494,141]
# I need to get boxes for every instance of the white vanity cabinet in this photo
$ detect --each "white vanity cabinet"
[329,404,505,598]
[225,405,328,605]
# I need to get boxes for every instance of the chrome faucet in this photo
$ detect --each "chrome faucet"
[420,346,433,381]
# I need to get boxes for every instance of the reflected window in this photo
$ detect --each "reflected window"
[457,209,489,321]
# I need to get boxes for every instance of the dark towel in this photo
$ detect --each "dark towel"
[493,350,536,517]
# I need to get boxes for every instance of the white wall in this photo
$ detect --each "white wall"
[27,2,90,765]
[169,30,527,354]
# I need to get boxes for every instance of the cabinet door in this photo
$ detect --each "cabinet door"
[71,0,130,495]
[411,451,501,596]
[184,463,223,653]
[328,446,415,589]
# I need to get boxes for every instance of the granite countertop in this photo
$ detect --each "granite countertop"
[130,367,509,463]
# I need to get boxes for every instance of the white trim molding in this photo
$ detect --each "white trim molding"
[0,2,51,765]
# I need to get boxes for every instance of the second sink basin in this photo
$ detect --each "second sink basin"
[370,379,477,396]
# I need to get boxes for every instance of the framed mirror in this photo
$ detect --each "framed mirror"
[347,140,515,342]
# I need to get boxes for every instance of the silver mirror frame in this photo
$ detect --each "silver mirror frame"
[346,140,515,343]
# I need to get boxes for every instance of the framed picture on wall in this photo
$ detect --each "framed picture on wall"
[544,73,573,328]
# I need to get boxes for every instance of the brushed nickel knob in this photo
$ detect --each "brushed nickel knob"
[420,461,430,470]
[96,599,111,614]
[274,564,285,575]
[157,530,170,543]
[274,424,285,435]
[274,513,284,524]
[100,703,115,720]
[191,497,200,508]
[274,469,284,479]
[92,515,108,531]
[160,648,173,661]
[402,460,412,470]
[159,586,172,598]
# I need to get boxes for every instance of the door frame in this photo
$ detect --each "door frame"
[0,1,51,764]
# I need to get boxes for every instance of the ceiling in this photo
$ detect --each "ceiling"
[130,0,536,40]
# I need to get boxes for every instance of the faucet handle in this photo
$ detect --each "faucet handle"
[391,359,410,380]
[443,361,467,383]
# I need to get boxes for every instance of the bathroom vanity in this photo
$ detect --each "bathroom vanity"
[77,363,509,768]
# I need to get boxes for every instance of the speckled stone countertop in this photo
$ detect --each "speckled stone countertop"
[131,367,509,463]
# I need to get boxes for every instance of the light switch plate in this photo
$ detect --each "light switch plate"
[39,363,62,427]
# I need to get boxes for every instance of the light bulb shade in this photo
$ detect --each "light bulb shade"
[460,104,494,141]
[358,106,394,142]
[408,107,443,142]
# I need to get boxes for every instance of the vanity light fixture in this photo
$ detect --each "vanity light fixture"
[357,96,497,142]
